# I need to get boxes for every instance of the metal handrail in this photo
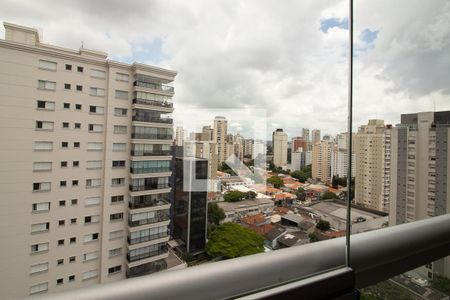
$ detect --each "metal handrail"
[32,214,450,300]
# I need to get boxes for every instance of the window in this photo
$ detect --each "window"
[112,143,126,152]
[34,141,53,151]
[63,102,70,109]
[38,80,56,90]
[114,107,128,116]
[58,239,64,246]
[36,100,55,110]
[84,233,99,243]
[33,182,51,192]
[31,222,49,233]
[111,195,124,203]
[59,200,66,207]
[31,242,49,254]
[109,248,122,257]
[58,220,65,226]
[86,178,101,188]
[75,104,82,110]
[61,161,67,168]
[91,69,106,78]
[90,87,105,97]
[85,196,101,206]
[89,105,104,114]
[88,124,104,132]
[110,212,123,222]
[87,142,103,151]
[113,125,127,134]
[109,230,123,240]
[115,90,128,100]
[84,215,99,224]
[62,122,69,128]
[33,161,52,171]
[83,251,99,262]
[60,181,67,187]
[112,160,126,168]
[39,60,57,71]
[65,64,72,70]
[69,256,76,263]
[73,161,79,167]
[68,275,75,282]
[61,141,68,148]
[74,122,81,129]
[57,278,63,285]
[70,237,76,244]
[64,83,71,90]
[76,85,82,91]
[30,282,48,295]
[36,121,54,131]
[30,262,49,275]
[82,270,98,280]
[111,178,125,186]
[74,142,80,148]
[116,72,129,82]
[72,180,79,186]
[70,218,77,224]
[130,160,171,174]
[57,259,64,266]
[108,265,122,275]
[71,199,78,205]
[86,160,102,169]
[77,66,84,72]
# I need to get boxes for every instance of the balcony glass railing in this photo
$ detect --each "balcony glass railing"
[129,183,170,192]
[129,198,170,210]
[131,149,172,157]
[130,167,171,174]
[134,81,174,92]
[127,231,169,245]
[127,246,168,262]
[131,133,173,140]
[132,115,173,124]
[126,259,167,278]
[133,98,173,108]
[128,211,170,227]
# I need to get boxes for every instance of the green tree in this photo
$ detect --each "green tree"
[296,187,306,201]
[206,223,265,258]
[321,191,338,200]
[432,275,450,296]
[267,176,284,188]
[245,191,257,199]
[218,162,237,176]
[301,164,312,179]
[224,191,246,202]
[291,170,308,182]
[308,233,319,243]
[207,203,225,225]
[316,219,330,231]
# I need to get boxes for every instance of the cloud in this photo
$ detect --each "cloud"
[320,17,348,33]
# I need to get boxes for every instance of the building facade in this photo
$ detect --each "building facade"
[272,129,288,168]
[311,129,321,146]
[330,133,355,179]
[312,140,332,182]
[213,116,228,164]
[0,23,177,298]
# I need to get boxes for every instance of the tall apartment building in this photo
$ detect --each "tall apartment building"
[389,111,450,279]
[243,139,254,158]
[0,23,180,298]
[213,116,228,163]
[175,126,185,146]
[355,120,391,212]
[311,129,321,145]
[292,136,308,153]
[302,128,310,143]
[201,125,213,141]
[312,140,332,182]
[183,141,218,191]
[272,129,288,168]
[330,133,355,179]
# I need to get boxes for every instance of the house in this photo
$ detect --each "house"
[277,231,310,248]
[240,213,274,235]
[281,213,304,227]
[218,197,274,223]
[299,220,315,234]
[264,225,287,249]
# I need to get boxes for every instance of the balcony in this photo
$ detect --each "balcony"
[129,198,170,210]
[128,210,170,227]
[131,133,173,140]
[129,183,171,192]
[130,167,171,174]
[126,259,167,278]
[131,150,172,157]
[132,115,173,124]
[133,98,173,108]
[127,245,168,262]
[127,231,170,245]
[134,80,174,93]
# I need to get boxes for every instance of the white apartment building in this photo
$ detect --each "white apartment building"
[272,129,288,168]
[302,128,310,143]
[175,126,185,146]
[355,120,391,212]
[330,133,355,179]
[312,140,332,182]
[0,23,178,298]
[311,129,321,145]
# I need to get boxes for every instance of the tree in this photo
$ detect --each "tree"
[308,233,319,243]
[267,176,284,188]
[224,191,246,202]
[218,162,237,176]
[206,223,265,258]
[291,170,308,182]
[321,191,338,200]
[245,191,257,199]
[316,220,330,231]
[296,187,306,201]
[302,164,312,179]
[208,203,225,225]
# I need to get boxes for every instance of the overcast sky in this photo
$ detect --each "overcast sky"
[1,0,449,139]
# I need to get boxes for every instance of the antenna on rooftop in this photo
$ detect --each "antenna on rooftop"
[81,41,84,49]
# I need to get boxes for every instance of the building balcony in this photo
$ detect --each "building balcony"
[130,167,171,175]
[128,211,170,227]
[126,259,167,278]
[127,231,170,245]
[129,183,170,192]
[134,80,174,93]
[132,115,173,124]
[129,198,170,210]
[132,98,173,109]
[131,133,173,140]
[131,150,172,157]
[127,245,168,263]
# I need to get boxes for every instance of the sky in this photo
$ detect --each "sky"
[1,0,449,139]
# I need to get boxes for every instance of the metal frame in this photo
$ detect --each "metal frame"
[32,214,450,300]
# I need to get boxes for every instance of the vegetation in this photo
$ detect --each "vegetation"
[206,223,265,258]
[431,275,450,296]
[321,191,338,200]
[291,165,312,182]
[267,176,284,188]
[207,203,225,225]
[296,187,306,201]
[308,233,319,243]
[223,191,257,202]
[218,162,237,176]
[360,280,419,300]
[316,220,330,231]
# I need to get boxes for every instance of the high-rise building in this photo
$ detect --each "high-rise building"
[176,126,185,146]
[0,23,179,298]
[355,120,391,212]
[302,128,310,143]
[243,139,254,158]
[330,133,355,179]
[312,140,332,182]
[201,125,213,141]
[292,136,308,153]
[311,129,321,145]
[213,116,228,163]
[389,111,450,279]
[184,141,218,191]
[173,157,208,256]
[272,129,288,168]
